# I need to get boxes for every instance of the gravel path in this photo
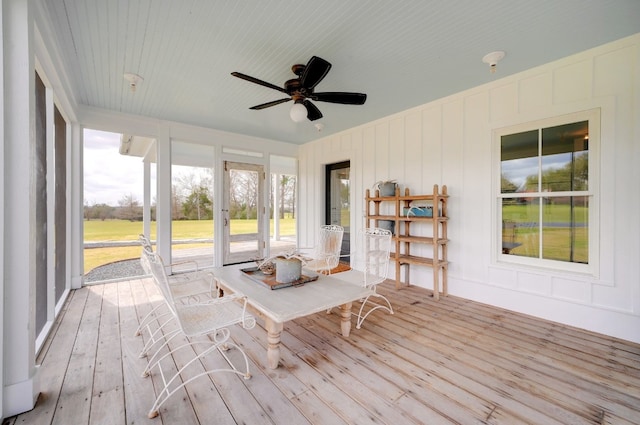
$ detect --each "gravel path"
[84,259,146,283]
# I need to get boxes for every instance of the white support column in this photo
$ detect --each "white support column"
[2,0,40,417]
[214,145,224,266]
[70,123,83,289]
[143,157,151,239]
[63,120,73,298]
[273,173,281,241]
[0,2,5,419]
[155,125,172,265]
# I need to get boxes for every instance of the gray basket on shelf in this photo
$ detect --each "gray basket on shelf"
[374,180,397,196]
[377,220,395,235]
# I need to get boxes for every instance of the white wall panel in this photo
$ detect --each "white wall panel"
[350,129,364,236]
[329,134,341,153]
[441,100,464,279]
[594,101,616,285]
[519,72,552,114]
[593,284,635,312]
[340,133,352,153]
[404,111,422,192]
[361,126,376,195]
[297,152,311,248]
[298,34,640,343]
[487,266,517,290]
[552,277,591,304]
[420,106,443,189]
[517,271,551,296]
[461,92,491,281]
[553,60,592,104]
[489,82,518,122]
[389,117,405,185]
[374,122,390,182]
[593,46,634,96]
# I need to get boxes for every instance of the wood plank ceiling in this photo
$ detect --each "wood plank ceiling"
[41,0,640,143]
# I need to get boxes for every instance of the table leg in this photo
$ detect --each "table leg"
[265,318,284,369]
[339,302,352,337]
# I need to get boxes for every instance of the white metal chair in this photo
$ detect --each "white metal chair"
[134,234,216,342]
[302,224,344,274]
[141,248,255,419]
[351,227,393,329]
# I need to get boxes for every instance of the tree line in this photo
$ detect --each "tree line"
[502,152,588,196]
[84,171,296,221]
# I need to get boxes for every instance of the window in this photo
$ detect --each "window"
[497,110,598,273]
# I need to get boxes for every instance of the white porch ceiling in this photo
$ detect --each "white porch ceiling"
[40,0,640,144]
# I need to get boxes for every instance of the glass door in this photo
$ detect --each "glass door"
[325,161,350,262]
[223,161,265,264]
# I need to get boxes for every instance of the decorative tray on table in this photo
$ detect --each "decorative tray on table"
[240,267,319,290]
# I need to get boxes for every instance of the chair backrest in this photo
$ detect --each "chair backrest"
[353,227,392,288]
[315,225,344,270]
[139,233,153,251]
[139,234,154,274]
[142,248,178,316]
[502,220,516,244]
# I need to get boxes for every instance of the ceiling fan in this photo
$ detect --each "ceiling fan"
[231,56,367,122]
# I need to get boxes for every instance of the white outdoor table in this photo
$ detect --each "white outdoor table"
[213,264,372,369]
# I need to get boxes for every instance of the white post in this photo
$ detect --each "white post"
[70,123,83,289]
[2,0,40,417]
[273,173,281,241]
[0,2,5,418]
[143,157,151,239]
[155,125,172,267]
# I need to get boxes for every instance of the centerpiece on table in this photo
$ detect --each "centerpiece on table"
[256,250,311,284]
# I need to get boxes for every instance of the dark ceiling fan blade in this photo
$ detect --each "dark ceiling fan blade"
[303,100,323,121]
[312,92,367,105]
[249,98,291,110]
[300,56,331,90]
[231,72,287,93]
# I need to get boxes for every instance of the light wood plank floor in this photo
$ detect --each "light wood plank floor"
[5,276,640,425]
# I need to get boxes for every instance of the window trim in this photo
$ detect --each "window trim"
[493,109,600,276]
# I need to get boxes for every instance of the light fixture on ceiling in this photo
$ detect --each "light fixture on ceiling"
[482,51,505,74]
[290,101,307,122]
[123,72,143,92]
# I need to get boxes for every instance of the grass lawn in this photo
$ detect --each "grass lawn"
[502,204,587,224]
[84,218,296,273]
[503,203,588,262]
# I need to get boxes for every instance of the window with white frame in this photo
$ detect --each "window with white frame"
[497,110,598,272]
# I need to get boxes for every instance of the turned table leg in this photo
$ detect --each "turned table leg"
[265,318,284,369]
[339,302,353,337]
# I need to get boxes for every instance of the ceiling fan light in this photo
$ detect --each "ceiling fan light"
[290,102,307,122]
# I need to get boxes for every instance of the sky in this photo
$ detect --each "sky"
[84,129,152,206]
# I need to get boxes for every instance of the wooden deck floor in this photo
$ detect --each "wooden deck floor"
[6,276,640,425]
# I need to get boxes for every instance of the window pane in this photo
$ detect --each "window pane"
[171,141,215,270]
[541,121,589,192]
[542,196,588,263]
[502,198,539,258]
[501,130,538,193]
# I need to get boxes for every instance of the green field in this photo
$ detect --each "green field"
[502,203,587,224]
[84,218,296,273]
[502,204,588,263]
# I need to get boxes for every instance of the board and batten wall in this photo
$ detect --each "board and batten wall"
[297,33,640,343]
